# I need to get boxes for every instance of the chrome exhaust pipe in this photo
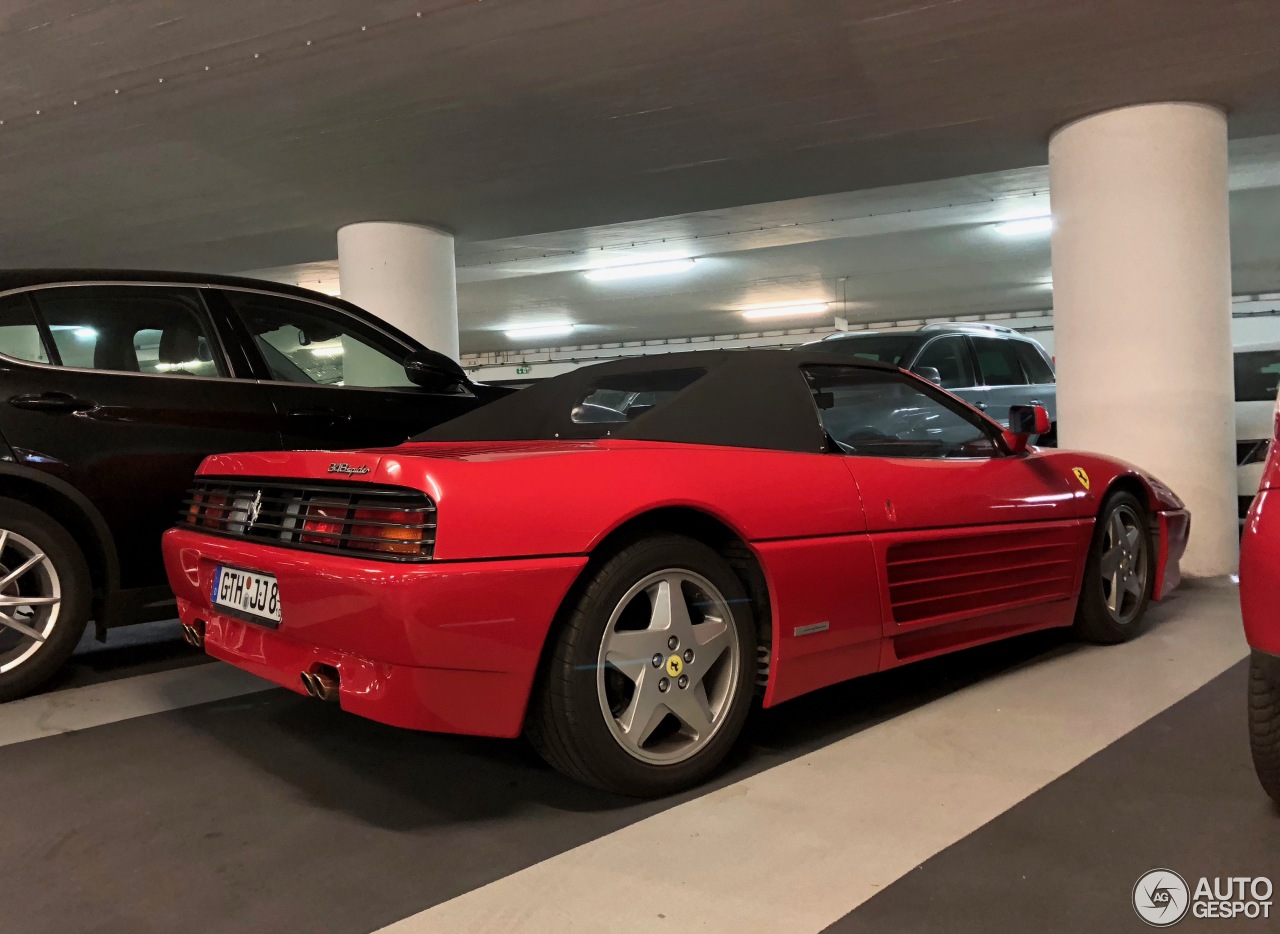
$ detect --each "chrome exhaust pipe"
[311,669,340,703]
[181,623,205,649]
[299,672,319,698]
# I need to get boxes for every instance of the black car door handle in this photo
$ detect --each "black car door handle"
[287,408,353,423]
[9,392,94,414]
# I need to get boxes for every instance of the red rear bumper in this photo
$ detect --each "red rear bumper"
[1242,491,1280,656]
[162,527,586,737]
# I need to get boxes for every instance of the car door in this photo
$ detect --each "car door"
[0,284,280,591]
[970,335,1037,427]
[1009,338,1057,424]
[909,335,987,412]
[215,289,479,450]
[803,364,1088,640]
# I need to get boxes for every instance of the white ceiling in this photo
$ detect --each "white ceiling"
[246,134,1280,355]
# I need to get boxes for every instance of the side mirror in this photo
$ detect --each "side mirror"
[404,349,468,392]
[913,366,943,385]
[1004,404,1052,453]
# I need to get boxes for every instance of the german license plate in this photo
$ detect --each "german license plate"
[212,565,281,626]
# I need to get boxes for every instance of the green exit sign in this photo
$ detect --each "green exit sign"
[516,365,531,375]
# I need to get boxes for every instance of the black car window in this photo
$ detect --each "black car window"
[29,286,226,378]
[1234,349,1280,402]
[804,365,1000,458]
[971,336,1028,386]
[0,293,52,364]
[225,291,414,389]
[912,337,975,389]
[1011,340,1054,384]
[570,368,706,425]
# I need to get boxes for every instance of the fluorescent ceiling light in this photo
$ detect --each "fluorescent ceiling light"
[504,323,575,340]
[740,300,830,320]
[994,216,1053,236]
[74,327,98,339]
[154,359,203,372]
[584,259,696,281]
[309,345,344,358]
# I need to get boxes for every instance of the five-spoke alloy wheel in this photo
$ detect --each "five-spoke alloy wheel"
[529,534,756,797]
[0,498,90,703]
[596,569,740,765]
[1075,491,1154,644]
[1098,502,1149,626]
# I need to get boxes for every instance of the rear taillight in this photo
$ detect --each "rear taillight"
[188,493,229,529]
[349,507,432,557]
[300,500,348,545]
[179,479,436,561]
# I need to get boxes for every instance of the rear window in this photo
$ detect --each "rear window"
[571,368,705,424]
[813,334,922,365]
[1235,349,1280,402]
[1011,341,1054,384]
[0,293,50,364]
[972,336,1028,386]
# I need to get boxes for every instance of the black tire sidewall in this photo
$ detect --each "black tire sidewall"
[1075,490,1153,644]
[558,535,757,796]
[1248,654,1280,804]
[0,497,91,701]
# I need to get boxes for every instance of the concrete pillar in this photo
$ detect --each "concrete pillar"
[337,222,460,361]
[1049,102,1236,578]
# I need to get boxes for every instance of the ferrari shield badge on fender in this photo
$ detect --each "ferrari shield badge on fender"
[1072,467,1091,490]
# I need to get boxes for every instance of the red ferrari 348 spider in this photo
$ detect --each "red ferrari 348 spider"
[164,350,1189,796]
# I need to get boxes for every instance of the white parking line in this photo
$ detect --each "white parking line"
[377,586,1248,934]
[0,664,275,748]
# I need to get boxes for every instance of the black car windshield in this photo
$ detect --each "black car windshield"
[813,334,922,365]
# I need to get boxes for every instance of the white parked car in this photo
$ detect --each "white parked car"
[1235,341,1280,522]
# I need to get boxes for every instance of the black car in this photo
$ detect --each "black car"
[0,270,504,700]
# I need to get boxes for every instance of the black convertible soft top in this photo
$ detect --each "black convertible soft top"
[419,349,897,453]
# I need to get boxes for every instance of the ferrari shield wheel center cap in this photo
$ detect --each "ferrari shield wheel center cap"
[665,654,684,678]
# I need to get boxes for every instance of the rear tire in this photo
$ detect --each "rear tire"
[527,534,756,797]
[0,498,91,703]
[1249,653,1280,805]
[1074,491,1153,644]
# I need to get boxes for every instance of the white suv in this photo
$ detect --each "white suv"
[1235,341,1280,522]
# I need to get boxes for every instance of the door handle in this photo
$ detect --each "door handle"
[9,392,94,414]
[287,408,353,423]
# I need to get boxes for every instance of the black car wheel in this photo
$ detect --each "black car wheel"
[1074,491,1154,644]
[527,534,756,797]
[1249,653,1280,805]
[0,498,91,702]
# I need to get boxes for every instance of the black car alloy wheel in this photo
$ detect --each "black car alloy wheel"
[0,529,62,673]
[0,498,91,702]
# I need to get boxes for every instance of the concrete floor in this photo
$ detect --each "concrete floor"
[0,586,1273,933]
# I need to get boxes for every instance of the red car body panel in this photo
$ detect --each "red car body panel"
[1242,425,1280,657]
[166,526,586,736]
[163,439,1189,737]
